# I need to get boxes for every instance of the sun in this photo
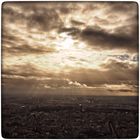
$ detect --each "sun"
[62,37,74,48]
[58,33,74,49]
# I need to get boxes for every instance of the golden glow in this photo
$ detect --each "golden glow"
[60,36,74,49]
[2,2,138,96]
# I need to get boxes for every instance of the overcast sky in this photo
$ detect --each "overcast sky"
[2,2,138,96]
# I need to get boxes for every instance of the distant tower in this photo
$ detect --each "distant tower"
[79,104,85,112]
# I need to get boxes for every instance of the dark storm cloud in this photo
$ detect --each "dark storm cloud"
[59,25,138,51]
[26,8,62,31]
[3,2,63,31]
[80,27,138,51]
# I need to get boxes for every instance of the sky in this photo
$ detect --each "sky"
[2,2,138,96]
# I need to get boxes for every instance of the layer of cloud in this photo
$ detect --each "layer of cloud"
[2,2,138,96]
[65,59,138,86]
[2,59,138,94]
[2,2,138,54]
[80,27,138,52]
[2,2,63,31]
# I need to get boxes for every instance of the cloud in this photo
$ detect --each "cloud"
[3,2,138,53]
[2,58,138,95]
[65,59,138,86]
[80,27,138,52]
[2,58,138,87]
[2,76,45,95]
[108,89,133,92]
[2,2,138,96]
[2,61,88,89]
[59,25,138,52]
[2,74,88,95]
[3,42,55,55]
[2,63,48,77]
[71,19,85,26]
[3,2,63,31]
[2,29,56,56]
[26,8,62,31]
[58,27,80,35]
[106,2,137,14]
